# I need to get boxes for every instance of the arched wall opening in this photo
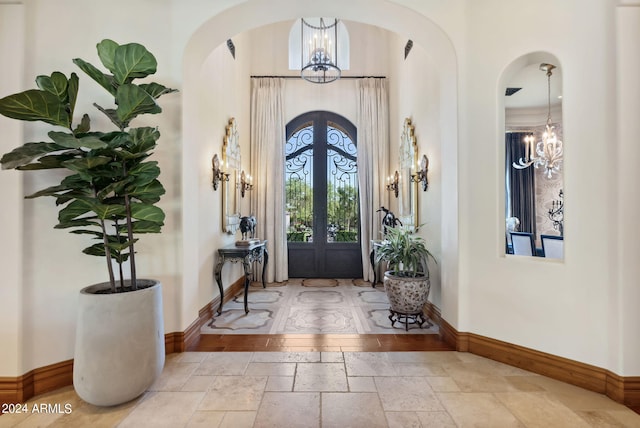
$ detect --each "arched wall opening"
[179,0,460,330]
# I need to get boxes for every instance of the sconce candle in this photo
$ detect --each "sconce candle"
[410,154,429,191]
[386,170,399,198]
[211,154,229,190]
[240,170,254,198]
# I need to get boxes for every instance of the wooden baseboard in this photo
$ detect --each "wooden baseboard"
[0,359,73,405]
[3,287,638,412]
[0,277,245,406]
[439,318,640,411]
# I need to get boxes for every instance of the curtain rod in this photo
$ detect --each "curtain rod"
[250,75,386,79]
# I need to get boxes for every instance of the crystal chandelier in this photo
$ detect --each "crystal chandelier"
[300,18,341,84]
[512,63,563,178]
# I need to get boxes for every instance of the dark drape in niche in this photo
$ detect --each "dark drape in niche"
[506,132,536,236]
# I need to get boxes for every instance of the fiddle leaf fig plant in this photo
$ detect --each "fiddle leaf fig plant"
[0,39,176,293]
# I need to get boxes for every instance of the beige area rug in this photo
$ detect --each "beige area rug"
[202,280,438,335]
[301,278,338,287]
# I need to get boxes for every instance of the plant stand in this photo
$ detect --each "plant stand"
[388,309,433,331]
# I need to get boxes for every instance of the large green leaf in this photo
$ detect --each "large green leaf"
[130,203,165,223]
[139,83,178,99]
[96,39,119,74]
[128,179,165,204]
[120,221,162,233]
[129,127,159,152]
[0,142,66,170]
[129,161,160,181]
[115,84,161,125]
[17,153,79,170]
[35,72,68,100]
[92,103,121,129]
[61,156,112,175]
[72,58,117,96]
[113,43,157,84]
[93,203,127,220]
[25,184,70,199]
[73,113,91,134]
[0,89,70,128]
[54,218,100,229]
[48,131,108,150]
[67,73,79,119]
[58,199,95,224]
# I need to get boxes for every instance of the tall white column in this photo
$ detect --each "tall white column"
[0,3,25,378]
[615,3,640,376]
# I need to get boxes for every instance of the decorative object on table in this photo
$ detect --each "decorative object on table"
[239,170,253,197]
[237,215,259,245]
[548,189,564,236]
[374,225,436,330]
[386,170,399,197]
[0,39,176,406]
[512,63,563,178]
[377,206,402,237]
[211,154,229,190]
[411,154,429,191]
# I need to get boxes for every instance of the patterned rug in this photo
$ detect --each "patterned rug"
[202,279,438,335]
[301,278,338,287]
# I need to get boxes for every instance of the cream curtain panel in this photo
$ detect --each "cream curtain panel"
[356,78,390,282]
[250,78,288,282]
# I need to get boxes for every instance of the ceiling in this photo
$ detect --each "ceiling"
[504,63,563,109]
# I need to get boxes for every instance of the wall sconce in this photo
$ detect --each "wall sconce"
[386,170,399,198]
[239,170,253,198]
[411,154,429,191]
[211,154,229,190]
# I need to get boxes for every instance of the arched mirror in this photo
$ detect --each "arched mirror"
[398,118,418,229]
[222,118,241,234]
[504,54,564,259]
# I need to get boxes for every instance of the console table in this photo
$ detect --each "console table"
[214,240,268,315]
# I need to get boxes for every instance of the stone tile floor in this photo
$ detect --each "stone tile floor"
[2,351,639,427]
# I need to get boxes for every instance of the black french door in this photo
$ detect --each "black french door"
[285,111,362,278]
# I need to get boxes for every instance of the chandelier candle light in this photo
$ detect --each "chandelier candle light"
[512,63,563,178]
[301,18,341,83]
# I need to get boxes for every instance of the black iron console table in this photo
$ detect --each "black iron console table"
[214,240,268,315]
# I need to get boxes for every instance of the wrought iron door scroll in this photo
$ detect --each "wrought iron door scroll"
[214,241,269,314]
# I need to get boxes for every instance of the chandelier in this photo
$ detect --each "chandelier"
[301,18,341,84]
[512,63,563,178]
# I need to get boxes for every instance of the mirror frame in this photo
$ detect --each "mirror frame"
[398,118,418,230]
[222,118,242,234]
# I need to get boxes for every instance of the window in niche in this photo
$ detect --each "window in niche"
[503,54,564,259]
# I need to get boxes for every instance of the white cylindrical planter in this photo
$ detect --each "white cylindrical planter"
[73,280,165,407]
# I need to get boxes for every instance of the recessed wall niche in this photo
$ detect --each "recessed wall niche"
[502,52,564,259]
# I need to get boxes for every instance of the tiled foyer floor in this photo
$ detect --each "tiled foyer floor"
[2,351,639,427]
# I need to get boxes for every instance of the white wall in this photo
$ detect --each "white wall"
[388,34,444,308]
[2,0,638,381]
[462,0,620,371]
[0,3,25,377]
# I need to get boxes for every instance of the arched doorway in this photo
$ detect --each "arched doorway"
[181,0,459,327]
[285,111,362,278]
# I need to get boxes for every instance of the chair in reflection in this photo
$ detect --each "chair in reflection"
[541,234,563,259]
[505,217,520,254]
[510,232,535,256]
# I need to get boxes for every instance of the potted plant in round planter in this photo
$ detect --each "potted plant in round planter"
[375,225,436,330]
[0,39,176,406]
